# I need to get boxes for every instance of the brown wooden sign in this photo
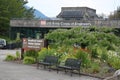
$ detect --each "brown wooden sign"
[22,38,44,50]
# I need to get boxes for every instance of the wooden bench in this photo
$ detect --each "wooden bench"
[57,58,81,76]
[37,55,59,71]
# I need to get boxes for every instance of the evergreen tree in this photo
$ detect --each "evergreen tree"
[0,0,34,36]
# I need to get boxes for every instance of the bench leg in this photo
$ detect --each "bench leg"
[36,63,39,69]
[79,70,80,76]
[57,68,59,73]
[48,66,51,71]
[65,69,67,73]
[70,69,73,76]
[44,65,46,69]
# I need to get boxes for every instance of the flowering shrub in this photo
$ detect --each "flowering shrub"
[107,50,120,69]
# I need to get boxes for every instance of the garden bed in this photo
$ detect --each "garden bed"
[5,27,120,79]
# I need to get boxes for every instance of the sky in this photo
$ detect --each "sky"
[26,0,120,17]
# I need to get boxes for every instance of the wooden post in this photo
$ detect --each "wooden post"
[21,48,24,60]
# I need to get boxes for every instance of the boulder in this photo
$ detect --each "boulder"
[104,69,120,80]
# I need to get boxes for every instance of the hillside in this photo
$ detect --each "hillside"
[34,9,49,19]
[25,6,49,19]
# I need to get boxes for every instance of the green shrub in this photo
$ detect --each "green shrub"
[38,48,56,61]
[23,57,35,64]
[59,52,76,65]
[5,54,16,61]
[101,53,108,62]
[16,51,21,60]
[24,50,38,59]
[90,62,100,73]
[56,46,76,63]
[90,45,102,59]
[74,50,91,68]
[107,56,120,70]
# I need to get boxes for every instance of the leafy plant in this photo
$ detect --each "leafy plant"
[38,48,56,61]
[23,57,35,64]
[24,50,38,59]
[74,49,91,68]
[101,53,108,62]
[16,51,21,60]
[107,56,120,70]
[107,51,120,69]
[5,54,16,61]
[90,62,100,73]
[90,45,102,59]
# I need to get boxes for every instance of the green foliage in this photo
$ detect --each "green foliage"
[107,51,120,69]
[90,62,100,73]
[90,45,103,59]
[16,51,21,60]
[100,47,108,62]
[109,6,120,20]
[101,53,108,62]
[23,57,35,64]
[74,50,91,68]
[5,54,16,61]
[54,46,75,64]
[45,26,120,73]
[38,48,56,61]
[24,50,38,59]
[0,35,11,41]
[0,0,34,36]
[45,29,72,47]
[45,27,120,51]
[59,52,76,65]
[107,56,120,70]
[16,33,20,41]
[5,51,21,61]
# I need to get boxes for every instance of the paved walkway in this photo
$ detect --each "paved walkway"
[0,50,102,80]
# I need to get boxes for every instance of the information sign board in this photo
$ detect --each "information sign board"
[22,38,44,50]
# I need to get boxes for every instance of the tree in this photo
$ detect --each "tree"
[0,0,34,36]
[109,6,120,20]
[98,13,107,19]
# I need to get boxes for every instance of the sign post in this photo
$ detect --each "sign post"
[21,38,45,59]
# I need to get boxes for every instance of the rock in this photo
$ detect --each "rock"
[108,67,116,73]
[113,69,120,77]
[103,69,120,80]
